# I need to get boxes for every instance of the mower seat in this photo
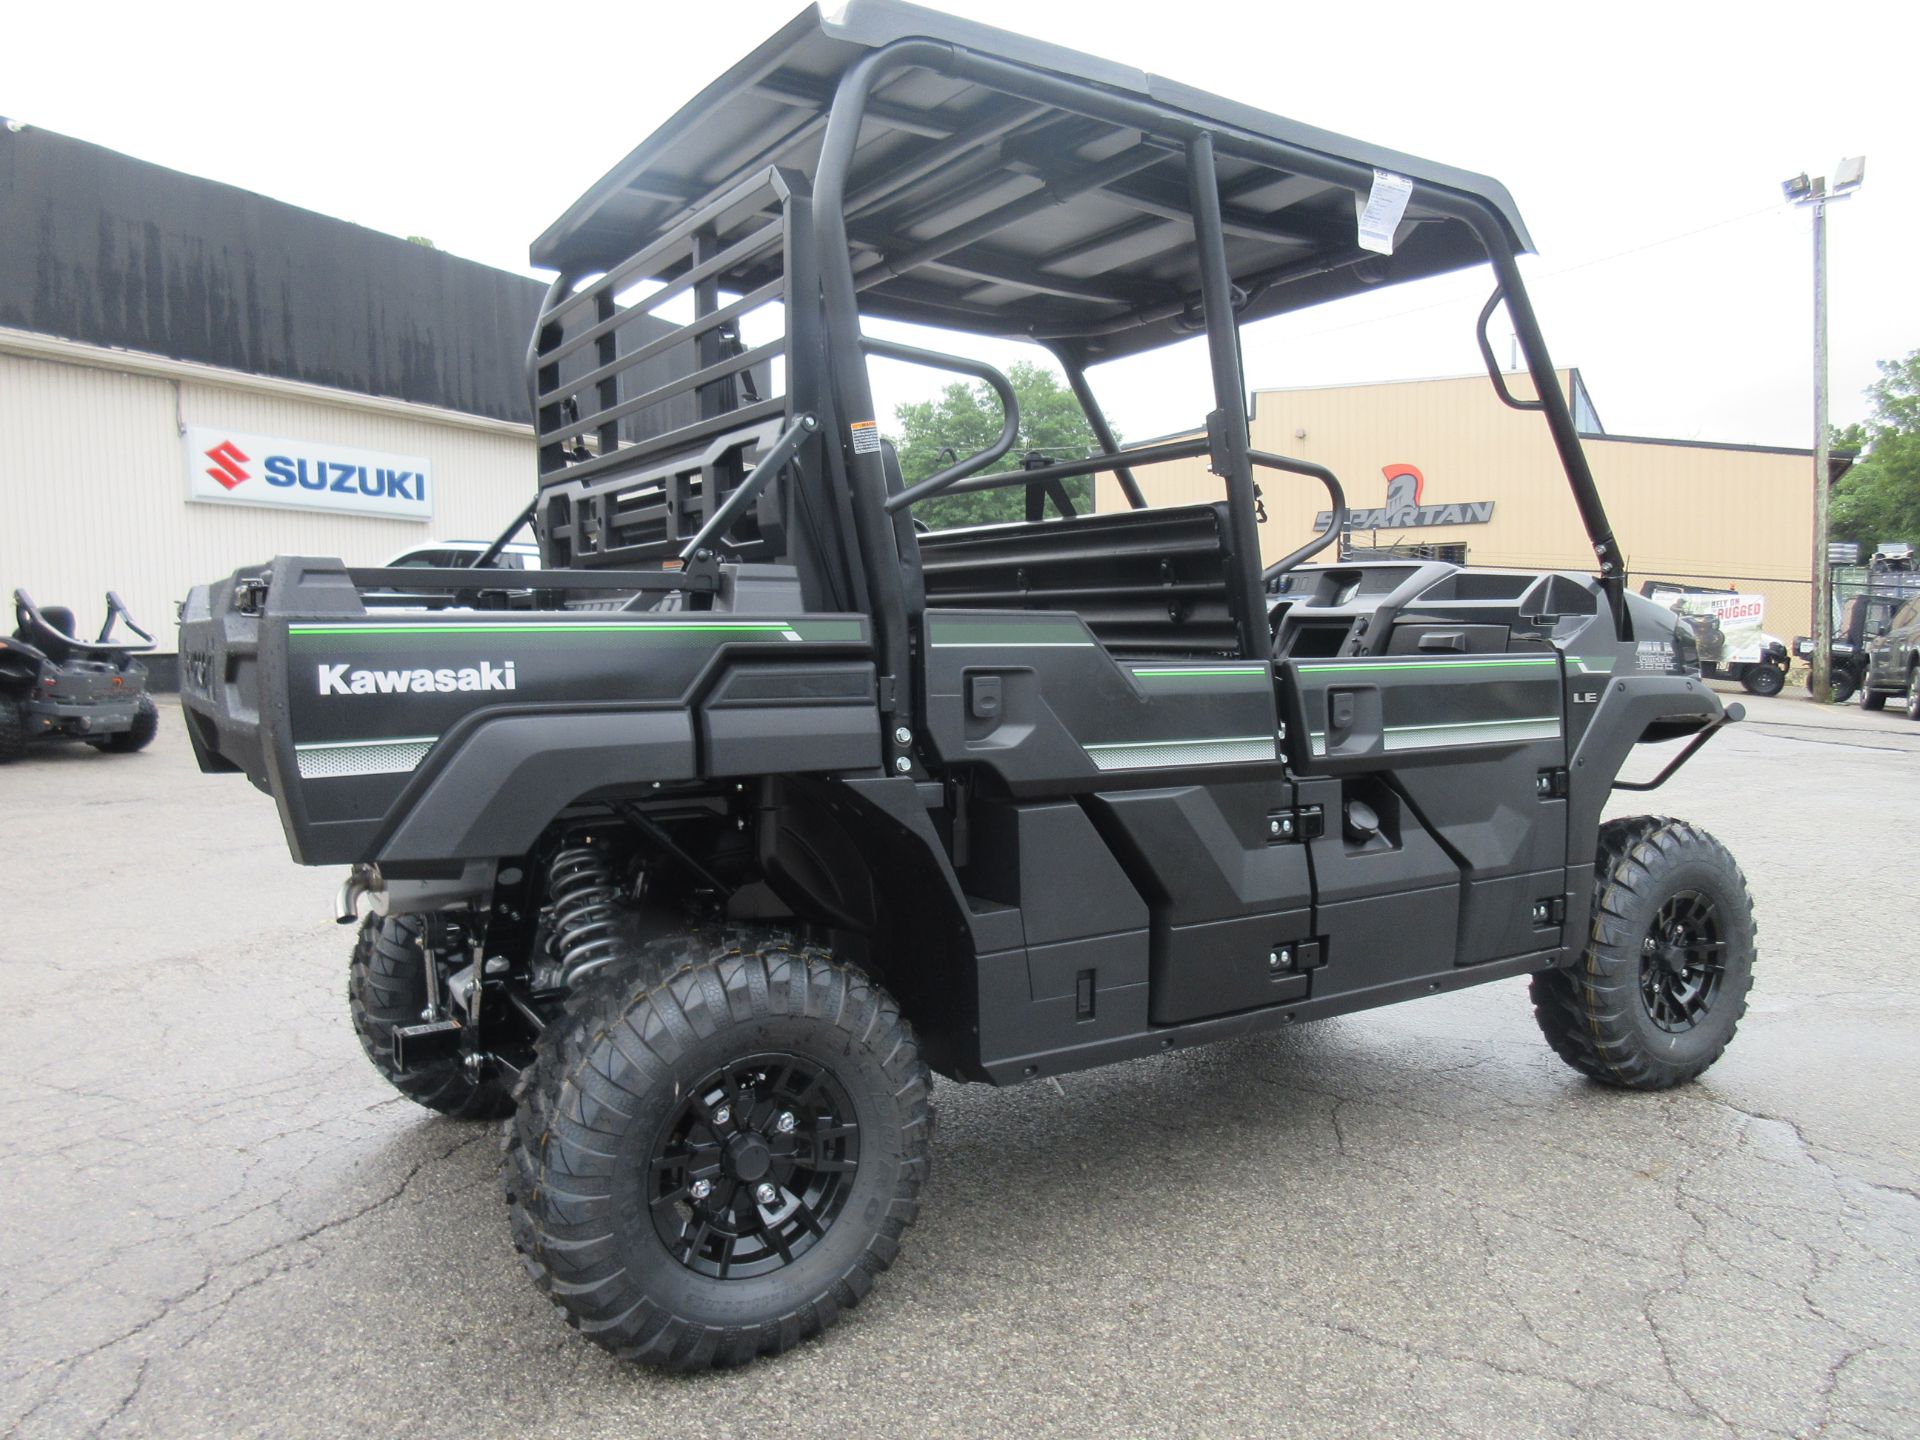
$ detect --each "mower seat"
[14,605,77,664]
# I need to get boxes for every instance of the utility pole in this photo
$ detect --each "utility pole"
[1784,158,1865,703]
[1811,186,1832,703]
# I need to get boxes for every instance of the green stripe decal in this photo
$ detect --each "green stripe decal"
[290,621,802,636]
[1296,657,1559,674]
[285,619,867,643]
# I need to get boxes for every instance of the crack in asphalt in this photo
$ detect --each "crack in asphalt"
[7,1129,489,1437]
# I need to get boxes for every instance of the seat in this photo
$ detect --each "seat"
[14,602,76,664]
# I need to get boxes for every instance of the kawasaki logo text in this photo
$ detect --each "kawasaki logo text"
[317,661,517,696]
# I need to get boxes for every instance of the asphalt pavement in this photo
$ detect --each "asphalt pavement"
[3,687,1917,1439]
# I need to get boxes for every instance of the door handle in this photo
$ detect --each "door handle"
[1329,690,1356,733]
[1418,630,1468,652]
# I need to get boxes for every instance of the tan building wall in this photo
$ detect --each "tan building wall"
[0,333,535,646]
[1095,372,1817,639]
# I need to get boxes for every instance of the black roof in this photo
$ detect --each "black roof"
[1,124,545,422]
[533,1,1535,361]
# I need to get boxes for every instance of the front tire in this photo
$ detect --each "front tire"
[1905,666,1920,721]
[1532,817,1755,1090]
[348,915,513,1119]
[1829,669,1858,705]
[1860,679,1886,711]
[503,929,932,1369]
[1741,663,1785,697]
[0,699,26,762]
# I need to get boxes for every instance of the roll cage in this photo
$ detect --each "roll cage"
[520,1,1624,754]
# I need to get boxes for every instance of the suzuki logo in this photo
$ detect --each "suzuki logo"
[204,440,251,490]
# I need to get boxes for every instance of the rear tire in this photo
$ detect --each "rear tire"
[348,915,512,1119]
[1532,816,1754,1090]
[0,699,26,762]
[503,928,933,1369]
[100,693,158,753]
[1741,663,1785,697]
[1906,666,1920,721]
[1829,670,1858,705]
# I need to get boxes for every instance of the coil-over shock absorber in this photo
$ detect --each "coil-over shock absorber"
[547,842,625,984]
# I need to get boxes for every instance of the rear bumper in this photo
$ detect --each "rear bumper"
[23,696,139,734]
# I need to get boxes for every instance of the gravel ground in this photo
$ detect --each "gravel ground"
[3,688,1916,1439]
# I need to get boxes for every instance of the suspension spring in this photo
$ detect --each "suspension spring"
[548,844,623,984]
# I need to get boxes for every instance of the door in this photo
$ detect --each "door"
[1281,650,1571,973]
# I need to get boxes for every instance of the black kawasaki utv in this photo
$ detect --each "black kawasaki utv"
[179,2,1754,1370]
[1,589,159,760]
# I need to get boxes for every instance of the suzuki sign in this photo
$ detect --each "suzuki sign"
[184,426,432,521]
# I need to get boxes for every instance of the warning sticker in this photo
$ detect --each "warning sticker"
[1355,169,1413,255]
[849,420,882,455]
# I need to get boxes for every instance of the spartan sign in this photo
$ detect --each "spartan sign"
[1314,463,1496,532]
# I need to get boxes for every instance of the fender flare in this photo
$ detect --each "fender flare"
[1561,674,1728,945]
[376,708,696,865]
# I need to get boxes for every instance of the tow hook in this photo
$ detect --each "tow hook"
[336,864,381,924]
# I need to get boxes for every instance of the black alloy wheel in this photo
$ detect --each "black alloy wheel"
[1638,890,1726,1034]
[649,1053,861,1280]
[504,929,932,1369]
[1531,816,1754,1089]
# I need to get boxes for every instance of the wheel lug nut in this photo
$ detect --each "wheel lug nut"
[713,1105,731,1126]
[754,1182,777,1206]
[776,1111,796,1134]
[689,1178,712,1200]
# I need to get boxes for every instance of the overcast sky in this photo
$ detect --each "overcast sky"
[6,0,1915,451]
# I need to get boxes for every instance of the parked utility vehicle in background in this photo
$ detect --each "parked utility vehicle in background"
[179,2,1755,1370]
[1797,587,1914,703]
[1,589,157,760]
[1800,557,1920,704]
[1859,592,1920,719]
[1642,583,1788,696]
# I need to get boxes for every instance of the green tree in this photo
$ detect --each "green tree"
[1829,350,1920,549]
[889,361,1112,529]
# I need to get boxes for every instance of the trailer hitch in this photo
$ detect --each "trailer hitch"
[1611,702,1744,793]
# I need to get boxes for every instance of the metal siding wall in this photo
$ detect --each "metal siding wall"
[1096,373,1816,638]
[0,351,534,647]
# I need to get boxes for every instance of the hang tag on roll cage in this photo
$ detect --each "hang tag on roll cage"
[1355,169,1413,255]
